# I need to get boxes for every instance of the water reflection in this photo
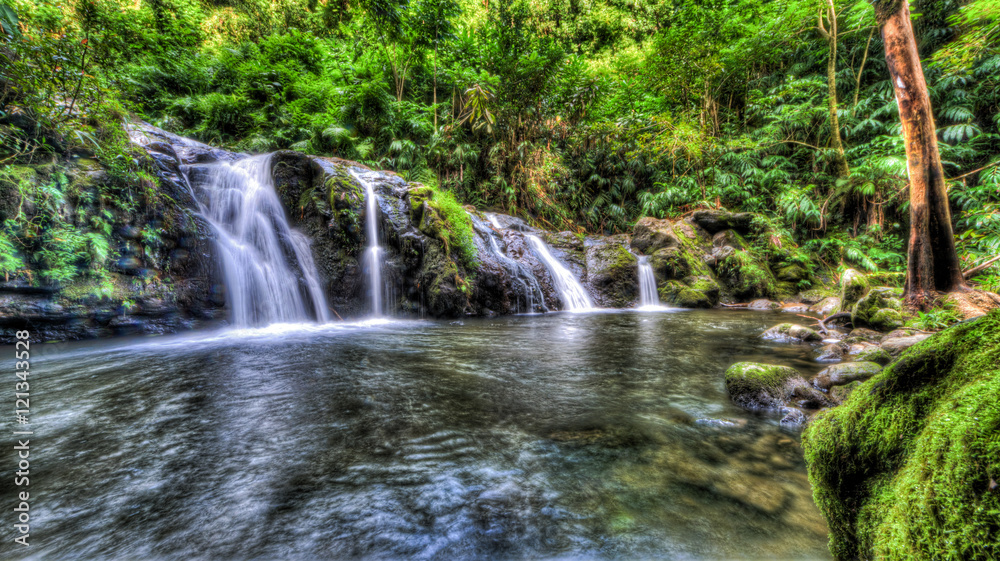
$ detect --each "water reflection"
[3,310,830,560]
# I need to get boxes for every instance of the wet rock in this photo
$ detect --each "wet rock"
[851,287,904,331]
[880,334,932,355]
[800,289,832,305]
[691,210,755,235]
[848,327,882,342]
[631,217,680,254]
[789,381,835,409]
[854,346,892,366]
[780,407,807,426]
[809,296,841,316]
[760,323,822,343]
[781,303,810,313]
[749,298,781,310]
[812,361,883,390]
[815,343,845,363]
[829,381,861,404]
[584,236,637,308]
[839,269,869,313]
[724,362,808,410]
[659,280,715,308]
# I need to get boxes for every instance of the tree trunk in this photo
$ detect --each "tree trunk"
[875,0,967,307]
[819,0,850,178]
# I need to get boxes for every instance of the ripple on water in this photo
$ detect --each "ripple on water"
[8,310,831,560]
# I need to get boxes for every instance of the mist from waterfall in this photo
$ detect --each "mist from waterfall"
[199,155,330,327]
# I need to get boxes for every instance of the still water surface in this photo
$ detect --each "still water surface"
[5,310,831,560]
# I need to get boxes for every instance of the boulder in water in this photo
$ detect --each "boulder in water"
[760,323,822,343]
[838,269,869,313]
[724,362,808,410]
[584,236,637,308]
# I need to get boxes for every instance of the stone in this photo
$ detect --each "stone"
[724,362,807,410]
[880,334,932,355]
[749,298,782,310]
[809,296,841,316]
[829,381,861,404]
[815,343,844,363]
[852,287,904,331]
[760,323,823,343]
[780,407,807,426]
[839,269,869,313]
[812,361,883,390]
[691,210,755,234]
[854,346,892,366]
[631,217,680,254]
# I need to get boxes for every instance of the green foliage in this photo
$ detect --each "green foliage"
[908,302,964,331]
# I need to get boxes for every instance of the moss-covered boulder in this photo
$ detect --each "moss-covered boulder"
[691,210,754,234]
[760,323,823,343]
[659,280,714,308]
[809,296,842,316]
[724,362,808,410]
[828,380,860,404]
[839,269,869,313]
[584,236,638,308]
[804,311,1000,560]
[854,346,892,366]
[631,217,680,254]
[812,361,883,390]
[852,287,904,331]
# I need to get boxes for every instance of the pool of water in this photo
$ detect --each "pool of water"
[4,310,831,560]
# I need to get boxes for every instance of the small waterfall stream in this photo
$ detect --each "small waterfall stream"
[637,256,663,308]
[199,155,330,327]
[480,217,548,313]
[351,170,384,316]
[526,235,594,311]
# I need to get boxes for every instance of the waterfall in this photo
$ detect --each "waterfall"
[351,170,384,316]
[199,155,330,327]
[526,235,594,311]
[637,256,662,308]
[481,220,547,313]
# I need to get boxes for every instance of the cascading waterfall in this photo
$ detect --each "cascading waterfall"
[351,170,384,316]
[199,155,330,327]
[526,235,594,311]
[481,219,547,313]
[637,256,663,308]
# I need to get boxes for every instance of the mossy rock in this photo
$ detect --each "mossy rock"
[585,238,638,308]
[854,346,892,366]
[631,217,680,254]
[870,308,904,331]
[839,269,869,313]
[809,296,842,316]
[649,247,692,280]
[716,247,778,300]
[803,311,1000,560]
[683,275,720,305]
[812,361,883,390]
[852,287,904,331]
[828,380,860,404]
[659,280,713,308]
[776,264,809,283]
[724,362,806,410]
[760,323,822,343]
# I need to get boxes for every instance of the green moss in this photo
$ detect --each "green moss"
[839,269,870,313]
[852,287,904,331]
[724,362,802,409]
[855,346,892,366]
[803,311,1000,560]
[409,185,478,270]
[718,248,778,299]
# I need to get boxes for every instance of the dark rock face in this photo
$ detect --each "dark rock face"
[690,210,755,235]
[0,123,228,343]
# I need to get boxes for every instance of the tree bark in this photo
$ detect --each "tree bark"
[819,0,850,178]
[875,0,967,307]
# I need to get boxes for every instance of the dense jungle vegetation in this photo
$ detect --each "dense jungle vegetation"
[1,0,1000,301]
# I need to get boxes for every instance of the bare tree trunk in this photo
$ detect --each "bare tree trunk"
[819,0,850,178]
[875,0,967,307]
[852,27,875,113]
